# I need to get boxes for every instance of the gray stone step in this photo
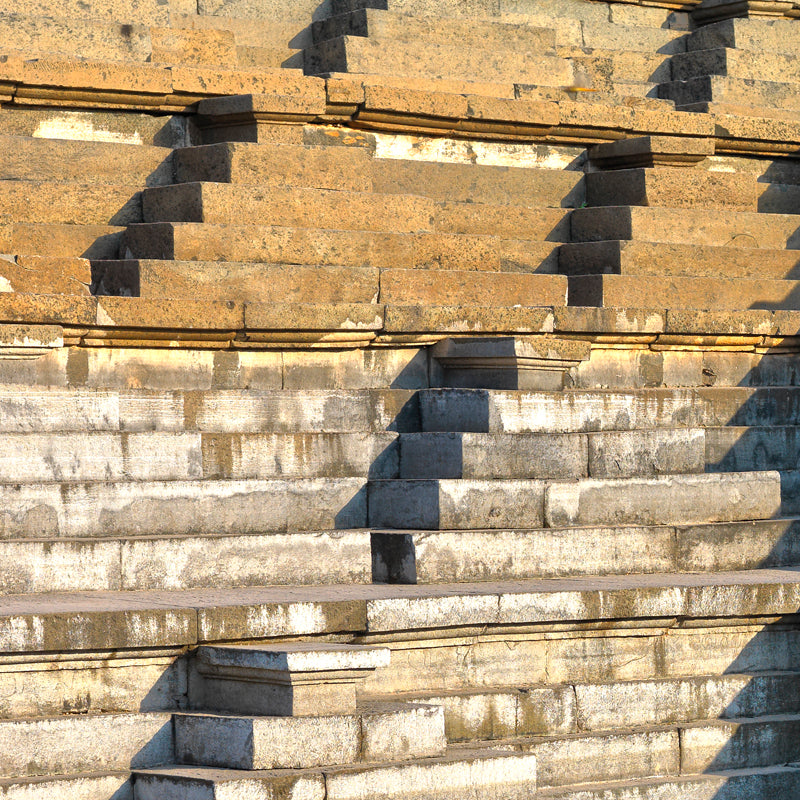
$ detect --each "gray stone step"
[135,749,540,800]
[559,240,800,279]
[304,35,574,86]
[0,772,132,800]
[570,206,800,249]
[537,766,800,799]
[0,712,172,779]
[390,672,800,742]
[367,471,781,530]
[556,46,673,84]
[123,219,570,266]
[580,21,687,54]
[371,517,800,583]
[311,8,557,50]
[659,75,800,112]
[0,530,374,594]
[174,704,445,770]
[671,48,800,84]
[0,430,398,482]
[398,428,704,480]
[0,477,367,539]
[707,426,800,472]
[0,387,419,433]
[688,17,800,55]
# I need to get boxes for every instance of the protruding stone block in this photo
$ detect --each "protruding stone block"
[589,136,713,169]
[192,643,390,716]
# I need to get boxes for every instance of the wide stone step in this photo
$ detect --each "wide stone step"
[134,749,539,800]
[0,134,173,186]
[0,477,368,538]
[568,274,800,311]
[659,75,800,112]
[0,387,417,433]
[671,47,800,83]
[398,428,704,480]
[700,387,800,426]
[174,704,445,769]
[689,17,800,55]
[0,222,124,259]
[0,430,398,483]
[371,517,800,583]
[537,766,800,800]
[390,672,800,742]
[559,240,800,279]
[122,222,557,272]
[571,206,800,250]
[586,167,755,211]
[0,712,172,779]
[579,21,687,54]
[367,471,781,530]
[305,35,574,86]
[311,8,557,51]
[0,180,142,225]
[0,530,375,594]
[570,206,800,248]
[556,46,672,84]
[0,772,132,800]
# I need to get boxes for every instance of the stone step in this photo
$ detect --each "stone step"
[585,167,756,211]
[305,35,574,86]
[0,222,124,259]
[0,134,173,186]
[367,471,781,530]
[398,428,705,480]
[386,671,800,743]
[567,274,800,311]
[0,772,132,800]
[0,255,92,296]
[0,387,419,434]
[0,430,399,483]
[758,182,800,214]
[173,704,445,769]
[556,46,673,85]
[372,517,800,583]
[707,426,800,472]
[700,388,800,426]
[123,214,571,264]
[659,75,800,112]
[559,240,800,279]
[570,206,800,249]
[0,477,368,539]
[94,260,383,303]
[311,8,557,50]
[134,749,539,800]
[0,712,172,779]
[671,48,800,84]
[537,766,800,800]
[0,530,375,594]
[0,180,142,225]
[579,21,687,54]
[689,18,800,57]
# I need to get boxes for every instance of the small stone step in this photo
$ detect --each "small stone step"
[556,46,673,85]
[0,477,368,538]
[700,387,800,426]
[568,274,800,311]
[173,704,446,769]
[122,216,571,264]
[0,134,173,186]
[135,749,539,800]
[757,182,800,214]
[659,75,800,112]
[586,167,756,211]
[311,8,557,51]
[0,222,124,259]
[193,643,390,715]
[305,35,574,86]
[0,772,131,800]
[537,765,800,799]
[706,426,800,472]
[371,517,800,583]
[570,206,800,249]
[559,240,800,279]
[418,387,704,434]
[0,180,142,225]
[688,17,800,56]
[0,713,172,779]
[580,21,687,54]
[671,47,800,84]
[368,471,780,530]
[398,428,704,480]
